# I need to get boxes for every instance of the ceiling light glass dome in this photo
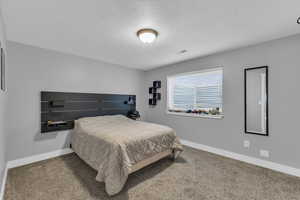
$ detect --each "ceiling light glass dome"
[137,29,158,44]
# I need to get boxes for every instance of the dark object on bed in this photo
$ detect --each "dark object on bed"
[41,91,136,133]
[127,110,140,120]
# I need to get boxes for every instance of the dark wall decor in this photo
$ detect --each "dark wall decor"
[41,91,136,133]
[0,43,5,91]
[149,80,161,106]
[244,66,269,136]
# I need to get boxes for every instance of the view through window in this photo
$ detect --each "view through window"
[167,68,223,117]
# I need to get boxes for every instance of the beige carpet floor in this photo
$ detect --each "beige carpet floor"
[4,146,300,200]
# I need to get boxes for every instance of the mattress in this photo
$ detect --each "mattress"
[71,115,183,195]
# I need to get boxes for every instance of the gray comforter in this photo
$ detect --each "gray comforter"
[71,115,183,195]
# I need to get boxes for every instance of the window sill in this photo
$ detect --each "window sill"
[166,111,224,119]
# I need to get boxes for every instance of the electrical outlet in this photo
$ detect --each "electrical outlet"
[244,140,250,148]
[260,150,269,158]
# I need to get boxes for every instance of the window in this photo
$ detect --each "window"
[167,68,223,118]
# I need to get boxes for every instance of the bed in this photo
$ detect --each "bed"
[71,115,183,195]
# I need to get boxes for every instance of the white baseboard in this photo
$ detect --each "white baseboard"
[0,164,8,200]
[7,148,73,169]
[181,139,300,178]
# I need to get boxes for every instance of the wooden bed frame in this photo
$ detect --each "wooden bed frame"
[129,149,173,173]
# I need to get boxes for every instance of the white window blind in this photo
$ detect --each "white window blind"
[167,68,223,116]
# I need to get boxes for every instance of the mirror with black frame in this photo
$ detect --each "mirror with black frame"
[244,66,269,136]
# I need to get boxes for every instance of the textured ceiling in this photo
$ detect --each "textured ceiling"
[3,0,300,70]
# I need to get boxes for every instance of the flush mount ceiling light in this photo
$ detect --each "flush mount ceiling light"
[137,28,158,44]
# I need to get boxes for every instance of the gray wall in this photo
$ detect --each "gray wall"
[145,34,300,168]
[6,41,146,161]
[0,4,7,192]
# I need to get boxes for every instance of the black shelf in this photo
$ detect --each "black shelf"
[149,98,157,105]
[148,81,161,106]
[153,93,161,100]
[149,87,157,94]
[153,81,161,88]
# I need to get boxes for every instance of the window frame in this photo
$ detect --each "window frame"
[166,67,224,119]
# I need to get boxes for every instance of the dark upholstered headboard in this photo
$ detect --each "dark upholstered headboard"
[41,91,136,133]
